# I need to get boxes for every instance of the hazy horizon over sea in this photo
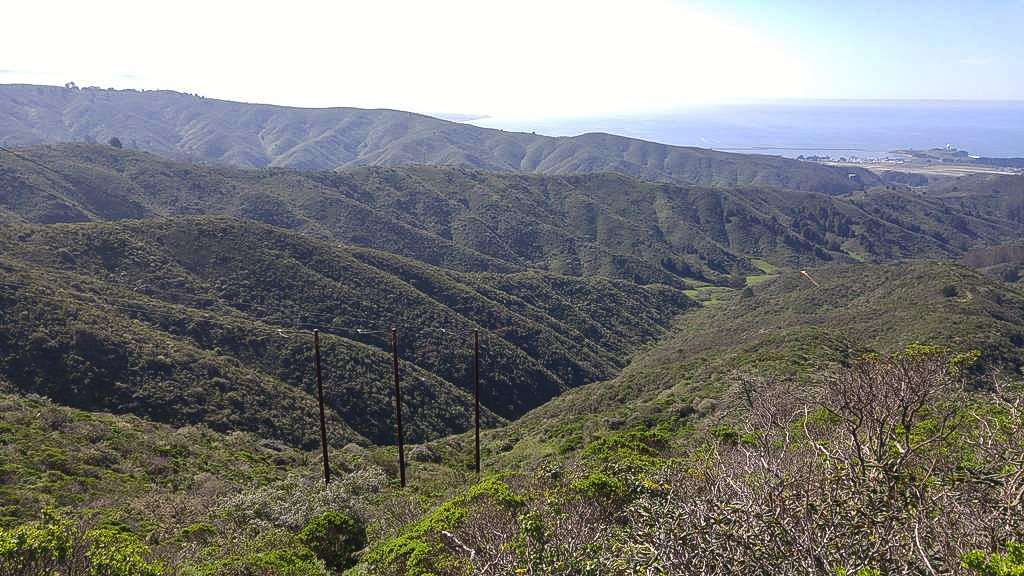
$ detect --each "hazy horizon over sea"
[468,100,1024,159]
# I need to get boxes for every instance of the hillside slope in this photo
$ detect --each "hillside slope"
[0,84,877,193]
[0,217,690,445]
[2,144,1021,287]
[0,387,417,576]
[485,261,1024,468]
[0,386,313,523]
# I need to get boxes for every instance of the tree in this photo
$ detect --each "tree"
[108,137,123,149]
[299,511,366,571]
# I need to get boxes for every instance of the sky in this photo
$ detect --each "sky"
[2,0,1022,119]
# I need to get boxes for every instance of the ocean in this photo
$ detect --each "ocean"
[469,100,1024,159]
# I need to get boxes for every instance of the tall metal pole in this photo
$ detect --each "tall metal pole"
[313,330,331,484]
[473,329,481,476]
[391,327,406,488]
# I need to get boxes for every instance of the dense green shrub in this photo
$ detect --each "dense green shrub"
[581,426,672,478]
[84,528,162,576]
[0,513,161,576]
[570,472,626,503]
[189,530,328,576]
[299,511,366,571]
[964,542,1024,576]
[0,511,72,575]
[175,523,217,544]
[361,476,521,576]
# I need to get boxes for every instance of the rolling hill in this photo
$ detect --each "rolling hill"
[0,217,691,446]
[0,83,879,194]
[928,172,1024,224]
[484,260,1024,469]
[2,144,1022,290]
[3,90,1024,575]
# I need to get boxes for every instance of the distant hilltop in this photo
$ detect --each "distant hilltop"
[892,147,1024,170]
[0,83,876,194]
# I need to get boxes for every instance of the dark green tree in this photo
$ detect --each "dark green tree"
[298,511,366,571]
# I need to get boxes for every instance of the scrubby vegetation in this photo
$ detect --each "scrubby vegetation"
[359,349,1024,575]
[4,346,1022,574]
[2,145,1021,288]
[5,246,1024,574]
[0,387,436,575]
[0,511,162,576]
[0,217,690,444]
[481,261,1024,471]
[1,116,1022,575]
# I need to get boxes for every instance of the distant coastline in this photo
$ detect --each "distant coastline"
[470,100,1024,158]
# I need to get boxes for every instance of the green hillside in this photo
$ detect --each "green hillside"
[928,173,1024,225]
[0,84,877,194]
[0,386,420,576]
[3,144,1021,288]
[4,255,1023,575]
[485,261,1024,468]
[0,385,311,524]
[0,217,690,445]
[354,348,1024,576]
[1,113,1023,574]
[339,261,1024,575]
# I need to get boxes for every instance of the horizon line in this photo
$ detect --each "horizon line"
[3,83,1023,121]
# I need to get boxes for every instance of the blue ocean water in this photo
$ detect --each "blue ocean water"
[471,100,1024,159]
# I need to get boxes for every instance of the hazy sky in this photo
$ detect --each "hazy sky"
[2,0,1022,118]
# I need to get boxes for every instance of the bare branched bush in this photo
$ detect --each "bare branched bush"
[620,352,1022,575]
[215,466,388,536]
[431,474,617,576]
[421,351,1024,576]
[438,501,519,575]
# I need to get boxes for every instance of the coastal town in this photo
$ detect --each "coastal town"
[803,145,1024,176]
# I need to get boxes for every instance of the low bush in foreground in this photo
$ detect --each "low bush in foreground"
[0,511,161,576]
[359,347,1024,575]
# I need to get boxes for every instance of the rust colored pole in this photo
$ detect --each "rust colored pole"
[473,329,481,475]
[391,327,406,487]
[313,330,331,483]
